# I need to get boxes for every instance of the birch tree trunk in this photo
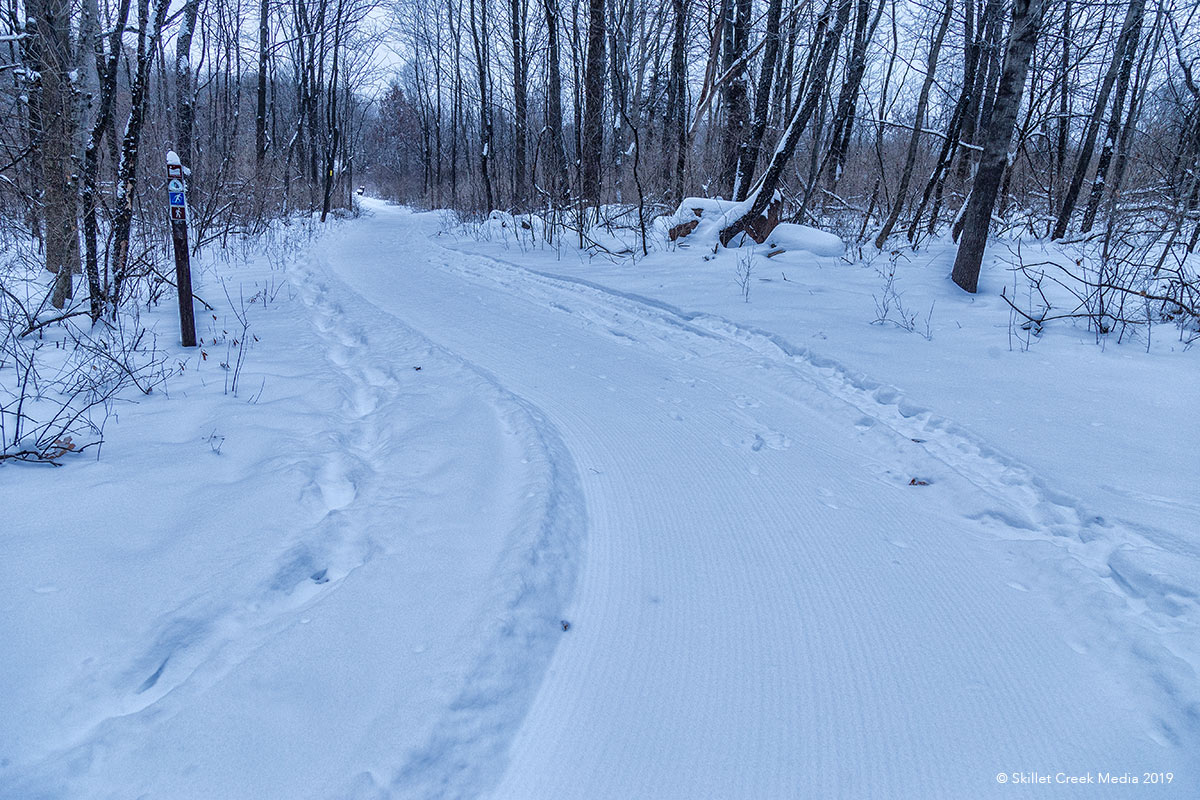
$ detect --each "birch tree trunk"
[174,0,202,176]
[81,0,132,321]
[110,0,170,310]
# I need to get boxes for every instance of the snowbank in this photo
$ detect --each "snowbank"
[763,222,844,257]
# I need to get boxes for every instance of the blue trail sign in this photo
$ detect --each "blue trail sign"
[166,151,196,347]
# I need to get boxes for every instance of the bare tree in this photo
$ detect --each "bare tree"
[542,0,570,201]
[255,0,271,171]
[951,0,1046,293]
[468,0,495,211]
[661,0,690,201]
[1051,0,1146,240]
[873,0,953,248]
[719,0,852,247]
[28,0,80,309]
[110,0,170,309]
[174,0,202,175]
[732,0,784,201]
[80,0,132,321]
[510,0,528,205]
[581,0,607,208]
[718,0,750,198]
[1079,0,1148,234]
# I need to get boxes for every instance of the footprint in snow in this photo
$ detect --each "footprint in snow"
[752,430,791,451]
[136,656,170,694]
[316,457,357,511]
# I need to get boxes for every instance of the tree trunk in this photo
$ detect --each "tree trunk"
[823,0,885,195]
[29,0,80,309]
[81,0,133,321]
[321,0,345,222]
[510,0,528,206]
[776,0,797,123]
[468,0,494,212]
[581,0,606,207]
[16,10,45,248]
[256,0,270,170]
[1100,6,1162,228]
[908,0,982,240]
[449,0,462,206]
[664,0,688,201]
[718,0,751,198]
[1051,0,1145,239]
[1052,0,1070,217]
[542,0,569,202]
[719,0,852,247]
[957,0,1002,181]
[174,0,201,176]
[873,0,952,248]
[951,0,1046,293]
[110,0,170,310]
[733,0,784,201]
[1079,0,1145,234]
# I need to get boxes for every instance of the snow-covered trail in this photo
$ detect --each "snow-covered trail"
[6,200,1192,799]
[331,203,1198,798]
[1,224,585,799]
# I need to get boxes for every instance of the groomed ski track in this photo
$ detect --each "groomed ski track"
[329,202,1198,799]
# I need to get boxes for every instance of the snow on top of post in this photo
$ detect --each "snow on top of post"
[166,150,182,166]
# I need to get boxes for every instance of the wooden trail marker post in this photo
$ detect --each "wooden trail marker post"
[167,150,197,347]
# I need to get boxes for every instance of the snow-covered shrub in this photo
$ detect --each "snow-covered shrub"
[0,252,169,464]
[1001,233,1200,347]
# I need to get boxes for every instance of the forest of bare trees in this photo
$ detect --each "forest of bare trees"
[371,0,1200,306]
[2,0,1198,307]
[1,0,381,461]
[2,0,1199,461]
[1,0,380,315]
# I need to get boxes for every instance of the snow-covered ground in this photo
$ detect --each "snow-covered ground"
[2,199,1197,798]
